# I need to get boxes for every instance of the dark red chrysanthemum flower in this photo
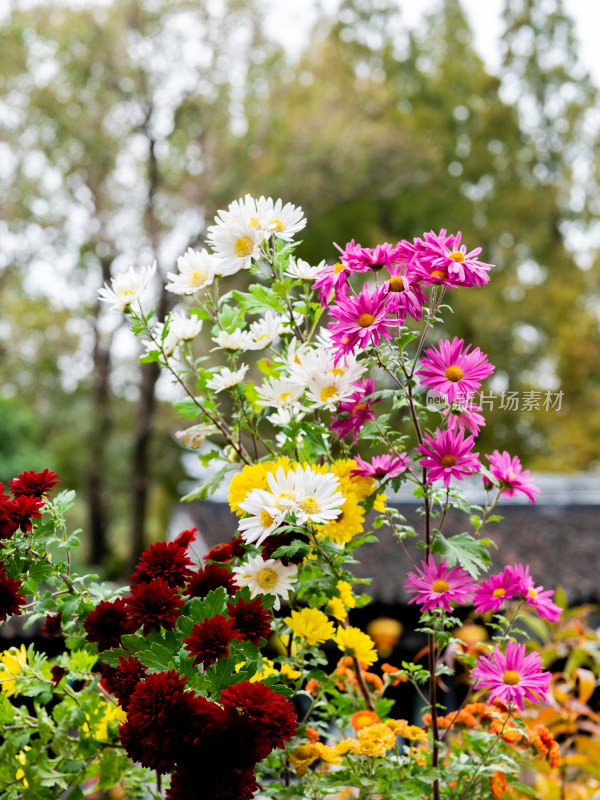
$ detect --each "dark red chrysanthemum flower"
[0,569,25,622]
[172,527,197,549]
[185,564,238,599]
[167,765,258,800]
[119,670,225,773]
[107,655,147,710]
[6,496,45,534]
[50,665,67,686]
[126,578,184,636]
[261,530,310,566]
[83,598,136,651]
[227,596,273,646]
[130,541,194,588]
[9,469,60,498]
[221,680,298,751]
[41,612,63,637]
[204,535,246,563]
[183,613,239,667]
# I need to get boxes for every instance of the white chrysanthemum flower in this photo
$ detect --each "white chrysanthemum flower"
[275,430,305,449]
[232,554,298,610]
[254,196,307,241]
[286,256,327,280]
[256,377,304,409]
[207,220,266,275]
[174,423,217,449]
[206,364,249,393]
[98,261,157,312]
[144,313,203,358]
[212,329,255,351]
[267,406,305,427]
[166,248,216,295]
[237,489,284,546]
[282,339,313,371]
[292,465,345,524]
[266,465,300,515]
[304,370,359,410]
[247,311,285,350]
[213,194,258,228]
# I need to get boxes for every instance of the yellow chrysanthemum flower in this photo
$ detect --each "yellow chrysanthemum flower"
[0,644,27,696]
[15,746,30,787]
[284,608,335,646]
[357,723,396,756]
[279,663,301,680]
[289,742,320,773]
[336,580,356,609]
[373,493,387,512]
[83,703,127,740]
[236,658,279,682]
[335,738,361,756]
[335,626,378,666]
[227,458,292,515]
[385,719,428,743]
[316,492,364,545]
[327,597,347,622]
[330,459,375,501]
[315,742,342,765]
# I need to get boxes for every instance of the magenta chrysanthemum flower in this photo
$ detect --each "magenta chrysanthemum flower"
[443,404,486,437]
[328,283,401,359]
[384,263,427,322]
[412,229,493,288]
[404,555,476,612]
[416,337,494,403]
[352,453,411,479]
[417,427,480,487]
[126,577,184,636]
[473,569,523,615]
[472,640,551,710]
[9,469,60,498]
[331,378,381,443]
[505,564,562,623]
[486,451,540,503]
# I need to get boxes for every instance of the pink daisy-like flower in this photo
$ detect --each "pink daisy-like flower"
[352,453,411,479]
[384,263,427,322]
[417,427,480,487]
[412,229,493,288]
[328,283,402,360]
[472,640,551,710]
[443,404,486,437]
[331,378,381,444]
[473,569,523,615]
[404,555,476,612]
[486,451,540,503]
[505,564,562,624]
[416,337,494,404]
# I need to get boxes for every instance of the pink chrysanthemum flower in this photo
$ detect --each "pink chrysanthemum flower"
[443,404,486,437]
[313,240,371,304]
[416,337,494,403]
[473,569,523,615]
[404,555,476,612]
[486,451,540,503]
[338,241,411,273]
[505,564,562,624]
[416,427,480,487]
[328,283,402,360]
[412,229,493,288]
[472,640,552,710]
[384,263,427,322]
[352,453,411,479]
[331,378,381,444]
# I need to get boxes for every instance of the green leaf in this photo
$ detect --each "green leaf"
[189,588,228,624]
[137,643,175,672]
[173,397,201,420]
[432,531,491,577]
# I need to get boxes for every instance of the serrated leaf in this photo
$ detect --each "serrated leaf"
[173,397,201,420]
[137,643,175,672]
[188,588,228,625]
[432,531,491,577]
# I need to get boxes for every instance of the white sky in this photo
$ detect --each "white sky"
[265,0,600,85]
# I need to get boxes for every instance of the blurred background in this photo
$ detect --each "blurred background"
[1,0,599,577]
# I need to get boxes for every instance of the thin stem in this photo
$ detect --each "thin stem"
[455,709,513,800]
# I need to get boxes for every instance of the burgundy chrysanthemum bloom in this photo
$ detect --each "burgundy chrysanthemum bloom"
[9,469,60,498]
[50,665,67,686]
[130,541,194,588]
[352,453,411,479]
[172,527,197,549]
[404,555,476,612]
[221,680,298,751]
[331,378,381,444]
[119,670,225,773]
[412,229,493,288]
[416,427,480,487]
[261,530,310,566]
[6,495,45,533]
[0,568,26,622]
[486,450,540,503]
[473,569,523,615]
[417,337,494,404]
[83,598,136,651]
[183,613,239,667]
[185,564,238,598]
[328,283,402,360]
[126,577,184,636]
[41,612,63,637]
[204,542,235,563]
[107,656,147,710]
[227,596,273,646]
[167,766,258,800]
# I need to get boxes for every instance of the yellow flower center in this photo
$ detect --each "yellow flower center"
[260,509,274,528]
[320,386,339,402]
[389,276,405,292]
[278,392,293,403]
[432,579,450,593]
[528,587,537,600]
[502,670,521,686]
[357,313,375,328]
[275,490,296,511]
[234,236,255,257]
[449,251,465,262]
[269,218,285,232]
[440,455,457,467]
[190,269,209,287]
[299,496,321,515]
[492,588,506,598]
[250,216,261,229]
[334,262,345,274]
[430,269,447,280]
[329,367,345,377]
[119,290,136,303]
[445,365,464,382]
[256,567,279,589]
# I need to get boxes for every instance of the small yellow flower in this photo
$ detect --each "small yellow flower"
[336,581,356,609]
[357,723,396,756]
[314,742,342,764]
[15,746,30,787]
[373,493,387,512]
[316,492,364,545]
[385,719,429,743]
[330,460,375,501]
[327,597,347,622]
[335,627,378,666]
[289,742,320,773]
[280,663,301,680]
[83,703,127,740]
[235,658,279,683]
[284,608,335,646]
[0,644,28,696]
[335,738,361,755]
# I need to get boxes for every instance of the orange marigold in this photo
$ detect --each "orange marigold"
[490,771,507,799]
[363,672,384,692]
[305,726,320,742]
[549,741,560,769]
[381,663,408,686]
[350,709,380,731]
[305,679,321,697]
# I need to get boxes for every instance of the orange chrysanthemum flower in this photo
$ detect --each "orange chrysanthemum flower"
[350,709,380,730]
[490,771,507,798]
